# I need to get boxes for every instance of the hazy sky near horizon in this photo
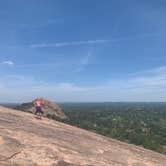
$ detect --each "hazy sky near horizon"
[0,0,166,102]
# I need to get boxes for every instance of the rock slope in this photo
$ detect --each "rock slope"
[16,98,67,119]
[0,106,166,166]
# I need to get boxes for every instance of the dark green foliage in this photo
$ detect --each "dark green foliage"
[55,102,166,154]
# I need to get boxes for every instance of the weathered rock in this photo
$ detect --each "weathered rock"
[16,98,67,119]
[0,106,166,166]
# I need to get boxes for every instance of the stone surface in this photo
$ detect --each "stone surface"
[16,98,67,119]
[0,106,166,166]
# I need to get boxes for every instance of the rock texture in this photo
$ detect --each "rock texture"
[16,98,67,119]
[0,106,166,166]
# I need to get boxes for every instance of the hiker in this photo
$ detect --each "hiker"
[33,98,44,118]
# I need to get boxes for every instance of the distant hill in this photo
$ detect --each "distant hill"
[0,106,166,166]
[16,98,67,120]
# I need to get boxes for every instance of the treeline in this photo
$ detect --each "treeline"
[48,102,166,154]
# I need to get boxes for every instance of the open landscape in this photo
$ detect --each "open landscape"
[4,102,166,155]
[1,0,166,165]
[59,102,166,154]
[1,105,166,166]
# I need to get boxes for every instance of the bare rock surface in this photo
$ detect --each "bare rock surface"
[0,106,166,166]
[16,98,67,119]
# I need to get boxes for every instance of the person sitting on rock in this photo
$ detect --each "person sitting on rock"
[33,98,44,117]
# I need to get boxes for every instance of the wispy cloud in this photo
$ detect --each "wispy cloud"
[129,66,166,77]
[75,51,92,72]
[30,39,111,48]
[11,54,93,73]
[15,18,61,30]
[15,62,63,68]
[0,65,166,102]
[0,74,85,102]
[80,52,92,65]
[29,33,160,48]
[0,61,15,66]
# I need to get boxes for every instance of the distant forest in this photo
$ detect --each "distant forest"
[54,102,166,154]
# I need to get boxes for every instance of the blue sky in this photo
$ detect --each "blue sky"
[0,0,166,102]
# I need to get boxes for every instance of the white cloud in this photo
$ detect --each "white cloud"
[0,65,166,102]
[80,52,92,65]
[75,52,92,72]
[0,74,86,102]
[13,53,93,74]
[0,61,15,66]
[29,34,160,49]
[30,39,111,48]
